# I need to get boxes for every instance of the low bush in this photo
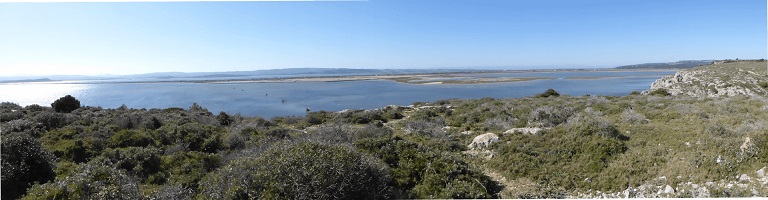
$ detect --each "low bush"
[1,133,58,200]
[355,137,498,198]
[92,147,163,184]
[528,105,575,127]
[199,142,395,199]
[23,162,140,200]
[758,81,768,89]
[537,88,560,98]
[648,88,671,96]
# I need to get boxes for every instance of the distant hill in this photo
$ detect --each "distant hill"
[615,60,712,69]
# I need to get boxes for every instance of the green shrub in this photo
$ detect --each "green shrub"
[23,162,140,200]
[24,104,46,112]
[490,114,628,191]
[648,88,671,96]
[51,95,81,113]
[146,184,193,200]
[355,137,498,198]
[3,119,46,137]
[0,102,24,122]
[199,142,395,199]
[216,111,233,126]
[537,88,560,98]
[93,147,163,184]
[154,122,225,153]
[162,151,221,189]
[108,129,153,148]
[41,127,100,163]
[528,105,575,127]
[758,81,768,89]
[1,133,57,200]
[31,112,70,130]
[305,111,330,125]
[305,124,393,144]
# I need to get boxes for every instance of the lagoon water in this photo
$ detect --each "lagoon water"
[0,70,674,118]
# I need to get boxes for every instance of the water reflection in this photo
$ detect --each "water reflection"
[0,83,91,106]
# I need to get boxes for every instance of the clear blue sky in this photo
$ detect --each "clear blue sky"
[1,0,765,76]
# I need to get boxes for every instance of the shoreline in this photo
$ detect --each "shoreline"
[0,68,678,85]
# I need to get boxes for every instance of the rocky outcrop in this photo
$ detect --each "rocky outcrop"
[644,60,768,97]
[572,166,768,198]
[503,127,545,135]
[468,133,499,150]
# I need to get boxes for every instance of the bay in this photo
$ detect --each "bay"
[0,70,674,118]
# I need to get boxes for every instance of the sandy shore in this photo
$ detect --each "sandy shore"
[26,69,671,85]
[208,74,553,85]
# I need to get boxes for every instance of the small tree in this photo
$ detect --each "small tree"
[537,88,560,98]
[217,111,233,126]
[51,95,81,113]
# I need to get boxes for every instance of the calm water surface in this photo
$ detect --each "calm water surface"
[0,71,674,118]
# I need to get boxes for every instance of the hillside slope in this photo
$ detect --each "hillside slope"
[644,60,768,97]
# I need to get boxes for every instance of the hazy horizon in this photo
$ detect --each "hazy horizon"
[1,0,765,76]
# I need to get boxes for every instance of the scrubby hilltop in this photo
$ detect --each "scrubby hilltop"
[2,63,768,199]
[645,60,768,97]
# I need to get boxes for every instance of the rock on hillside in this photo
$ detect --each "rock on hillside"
[644,60,768,97]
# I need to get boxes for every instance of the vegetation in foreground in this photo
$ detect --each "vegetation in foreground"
[1,61,767,199]
[3,91,767,199]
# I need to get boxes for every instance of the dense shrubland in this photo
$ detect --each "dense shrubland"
[2,81,768,199]
[1,97,498,199]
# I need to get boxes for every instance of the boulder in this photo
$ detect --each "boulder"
[663,185,675,194]
[739,174,751,182]
[757,167,766,179]
[504,127,544,135]
[739,137,752,152]
[468,133,499,149]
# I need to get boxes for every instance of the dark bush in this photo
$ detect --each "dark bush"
[758,81,768,89]
[199,142,395,199]
[648,88,671,96]
[305,111,330,125]
[217,111,233,126]
[51,95,81,113]
[537,88,560,97]
[1,133,57,200]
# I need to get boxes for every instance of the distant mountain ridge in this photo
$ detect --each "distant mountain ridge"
[615,60,712,69]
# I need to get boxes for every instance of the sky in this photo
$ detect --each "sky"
[0,0,766,76]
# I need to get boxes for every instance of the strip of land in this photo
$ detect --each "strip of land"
[209,74,552,84]
[2,68,675,85]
